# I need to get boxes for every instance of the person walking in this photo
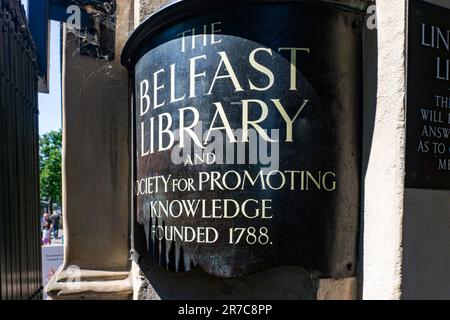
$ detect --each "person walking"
[51,211,61,238]
[41,213,52,246]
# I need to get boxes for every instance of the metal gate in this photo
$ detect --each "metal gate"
[0,0,42,300]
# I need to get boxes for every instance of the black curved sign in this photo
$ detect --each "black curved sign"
[124,1,363,278]
[406,0,450,190]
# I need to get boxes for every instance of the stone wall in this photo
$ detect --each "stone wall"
[46,0,135,299]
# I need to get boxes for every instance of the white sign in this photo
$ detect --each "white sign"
[41,245,64,300]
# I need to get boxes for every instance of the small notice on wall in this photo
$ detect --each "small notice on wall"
[406,0,450,189]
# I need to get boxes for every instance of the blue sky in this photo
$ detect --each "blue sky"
[22,0,62,135]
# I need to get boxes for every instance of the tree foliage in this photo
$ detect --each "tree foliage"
[39,130,62,211]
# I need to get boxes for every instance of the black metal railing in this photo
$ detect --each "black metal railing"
[0,0,41,300]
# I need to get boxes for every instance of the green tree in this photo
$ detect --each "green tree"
[39,130,62,215]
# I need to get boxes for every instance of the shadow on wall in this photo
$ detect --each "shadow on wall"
[137,255,319,300]
[401,189,450,299]
[357,13,378,298]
